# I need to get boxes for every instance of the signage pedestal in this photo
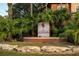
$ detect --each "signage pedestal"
[38,22,50,37]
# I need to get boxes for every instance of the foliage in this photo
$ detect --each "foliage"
[13,3,31,19]
[13,3,47,19]
[0,19,9,41]
[73,12,79,20]
[50,9,79,44]
[60,29,79,45]
[53,8,70,26]
[38,9,54,22]
[59,12,79,44]
[0,16,4,19]
[1,5,79,45]
[0,18,32,41]
[52,8,70,37]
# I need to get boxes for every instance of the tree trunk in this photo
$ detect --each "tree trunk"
[30,3,34,36]
[50,22,53,37]
[7,3,13,19]
[46,3,48,11]
[30,3,33,16]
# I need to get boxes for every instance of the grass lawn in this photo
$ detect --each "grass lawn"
[0,49,48,56]
[0,49,79,56]
[0,41,76,47]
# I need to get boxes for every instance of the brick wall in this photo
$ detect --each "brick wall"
[23,37,66,42]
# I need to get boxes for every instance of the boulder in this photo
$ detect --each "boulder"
[23,46,41,52]
[73,47,79,53]
[41,46,48,51]
[10,45,18,48]
[0,44,4,49]
[14,46,41,53]
[14,47,27,53]
[62,51,74,54]
[0,44,9,48]
[46,48,60,53]
[0,44,11,50]
[41,46,60,53]
[0,44,18,51]
[67,45,76,48]
[41,46,73,53]
[7,45,18,51]
[57,47,72,52]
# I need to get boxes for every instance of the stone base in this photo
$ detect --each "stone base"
[23,37,66,42]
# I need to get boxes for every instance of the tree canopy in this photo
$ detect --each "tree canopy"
[13,3,48,19]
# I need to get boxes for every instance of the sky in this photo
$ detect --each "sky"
[0,3,8,16]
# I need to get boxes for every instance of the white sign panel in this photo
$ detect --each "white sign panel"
[38,22,50,37]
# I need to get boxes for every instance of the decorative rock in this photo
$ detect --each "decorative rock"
[0,44,4,49]
[14,47,27,53]
[46,48,60,53]
[0,44,18,51]
[41,46,60,53]
[14,46,41,53]
[1,44,11,50]
[10,45,18,48]
[62,51,74,54]
[41,46,47,51]
[73,47,79,53]
[7,45,18,51]
[67,45,76,48]
[57,47,71,52]
[41,46,73,53]
[1,43,79,54]
[0,44,9,48]
[23,46,41,52]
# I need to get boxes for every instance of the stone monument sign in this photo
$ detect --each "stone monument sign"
[38,22,50,37]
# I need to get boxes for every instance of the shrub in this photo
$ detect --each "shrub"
[52,8,70,37]
[59,15,79,44]
[62,29,79,44]
[0,18,33,41]
[38,9,54,22]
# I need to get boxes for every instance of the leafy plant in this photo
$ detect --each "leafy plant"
[38,9,54,22]
[0,18,33,41]
[51,8,70,37]
[59,11,79,44]
[61,29,79,44]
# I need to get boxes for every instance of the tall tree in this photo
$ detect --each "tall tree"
[13,3,31,19]
[30,3,33,17]
[7,3,13,19]
[13,3,48,19]
[12,3,48,36]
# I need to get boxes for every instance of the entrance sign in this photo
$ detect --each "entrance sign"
[38,22,50,37]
